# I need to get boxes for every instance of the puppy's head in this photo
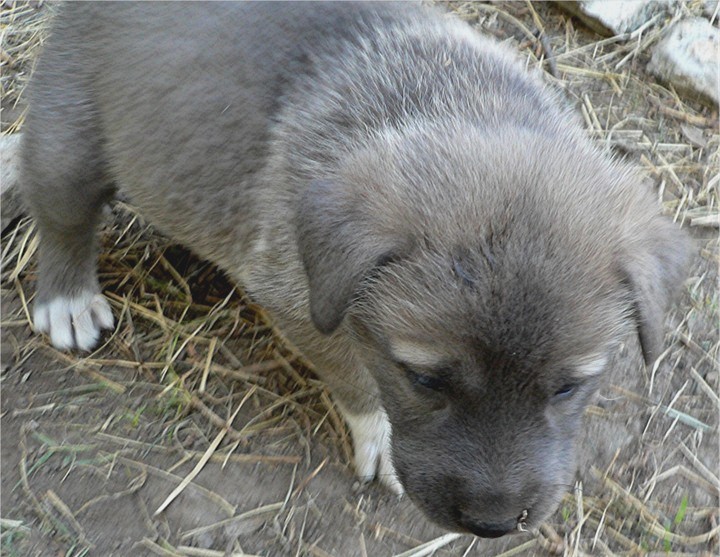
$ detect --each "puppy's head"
[297,124,690,536]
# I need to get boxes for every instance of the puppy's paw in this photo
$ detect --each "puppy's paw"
[33,291,114,351]
[344,408,404,495]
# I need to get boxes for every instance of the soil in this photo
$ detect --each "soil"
[2,2,718,556]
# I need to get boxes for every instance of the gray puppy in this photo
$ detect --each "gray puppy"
[21,1,689,538]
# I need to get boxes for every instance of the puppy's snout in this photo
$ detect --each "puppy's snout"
[455,485,532,537]
[462,517,518,539]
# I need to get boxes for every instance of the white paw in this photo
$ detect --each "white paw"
[33,292,114,351]
[344,408,404,495]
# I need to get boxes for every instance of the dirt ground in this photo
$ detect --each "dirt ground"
[1,2,718,556]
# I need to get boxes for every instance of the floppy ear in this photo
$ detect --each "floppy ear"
[296,180,408,334]
[622,220,691,365]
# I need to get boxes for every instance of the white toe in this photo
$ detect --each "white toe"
[91,294,114,329]
[71,302,100,351]
[32,303,50,334]
[344,408,404,495]
[33,291,114,351]
[378,444,403,494]
[48,304,75,350]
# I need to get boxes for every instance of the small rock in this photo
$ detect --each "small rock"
[557,0,677,36]
[648,18,720,107]
[1,133,25,231]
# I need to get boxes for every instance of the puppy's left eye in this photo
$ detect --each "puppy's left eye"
[398,363,447,392]
[553,383,577,400]
[409,370,446,391]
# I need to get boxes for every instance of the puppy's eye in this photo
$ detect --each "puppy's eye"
[553,383,577,400]
[398,363,447,392]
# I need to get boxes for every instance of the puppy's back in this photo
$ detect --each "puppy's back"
[24,2,454,257]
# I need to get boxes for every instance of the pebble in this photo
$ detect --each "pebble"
[648,17,720,107]
[558,0,677,36]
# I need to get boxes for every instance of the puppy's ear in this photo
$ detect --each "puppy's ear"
[622,219,691,365]
[297,180,407,334]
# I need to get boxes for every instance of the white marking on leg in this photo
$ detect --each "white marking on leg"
[33,302,51,335]
[343,408,404,495]
[33,291,114,351]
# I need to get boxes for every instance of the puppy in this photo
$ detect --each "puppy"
[21,2,689,538]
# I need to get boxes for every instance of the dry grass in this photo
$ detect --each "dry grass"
[0,0,50,133]
[1,1,718,556]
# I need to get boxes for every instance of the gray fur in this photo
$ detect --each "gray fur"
[21,1,690,537]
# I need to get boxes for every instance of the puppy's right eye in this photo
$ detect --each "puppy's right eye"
[552,383,577,401]
[398,362,447,392]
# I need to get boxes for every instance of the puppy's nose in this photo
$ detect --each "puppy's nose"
[464,518,517,538]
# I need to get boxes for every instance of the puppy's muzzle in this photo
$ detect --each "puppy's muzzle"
[460,511,526,538]
[463,518,518,538]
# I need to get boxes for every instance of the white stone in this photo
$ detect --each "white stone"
[558,0,677,36]
[648,18,720,107]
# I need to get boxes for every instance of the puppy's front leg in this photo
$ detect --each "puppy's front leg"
[340,405,403,494]
[294,336,402,494]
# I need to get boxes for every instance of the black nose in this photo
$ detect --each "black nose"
[465,518,517,539]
